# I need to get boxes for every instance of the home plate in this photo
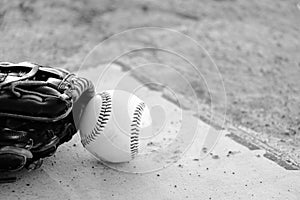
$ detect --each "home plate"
[1,64,300,200]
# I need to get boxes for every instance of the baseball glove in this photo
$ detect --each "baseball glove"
[0,61,95,172]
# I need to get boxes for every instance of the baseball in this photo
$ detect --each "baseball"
[79,90,153,163]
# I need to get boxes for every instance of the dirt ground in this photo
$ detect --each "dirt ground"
[0,0,300,164]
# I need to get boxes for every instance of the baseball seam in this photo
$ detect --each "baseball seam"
[130,102,145,159]
[81,91,112,147]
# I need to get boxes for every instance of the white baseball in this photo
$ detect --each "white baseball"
[79,90,152,163]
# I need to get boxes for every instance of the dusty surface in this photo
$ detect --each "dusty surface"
[0,0,300,162]
[1,65,300,200]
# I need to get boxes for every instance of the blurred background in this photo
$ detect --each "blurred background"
[0,0,299,163]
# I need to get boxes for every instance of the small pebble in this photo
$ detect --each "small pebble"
[226,150,241,157]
